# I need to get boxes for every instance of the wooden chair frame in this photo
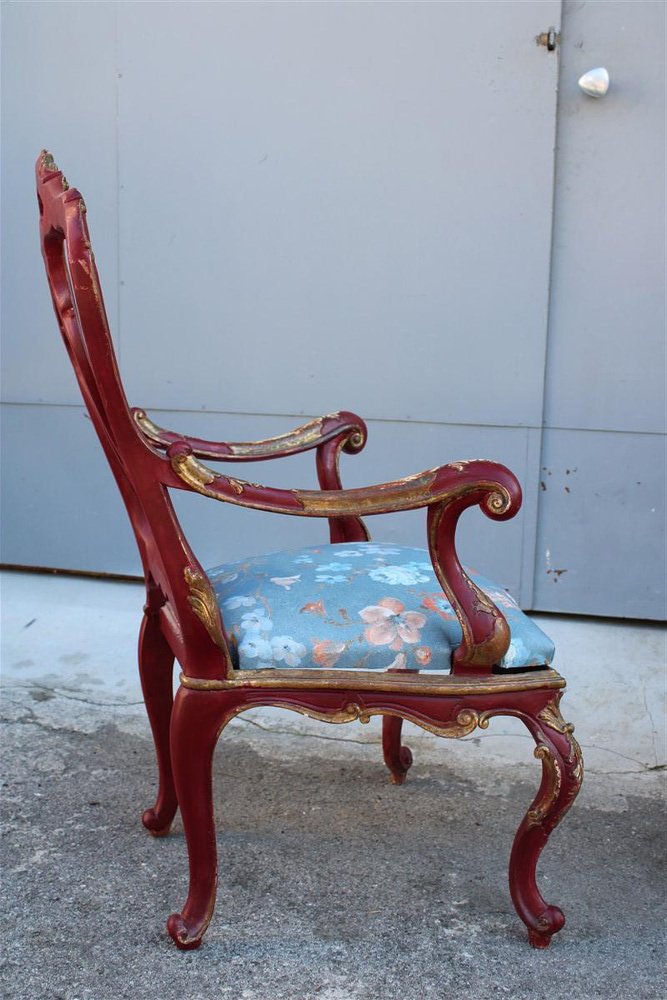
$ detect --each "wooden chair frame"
[36,152,583,951]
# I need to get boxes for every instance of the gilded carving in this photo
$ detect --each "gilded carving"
[537,697,575,735]
[178,667,564,696]
[346,431,365,450]
[227,416,327,456]
[527,744,563,826]
[224,701,484,740]
[171,452,219,494]
[134,409,168,445]
[183,567,226,649]
[41,151,69,190]
[295,470,439,516]
[226,477,245,495]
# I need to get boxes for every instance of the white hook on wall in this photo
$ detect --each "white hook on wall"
[578,67,610,98]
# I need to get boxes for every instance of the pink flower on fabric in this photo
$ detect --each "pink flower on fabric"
[312,639,347,667]
[359,598,426,651]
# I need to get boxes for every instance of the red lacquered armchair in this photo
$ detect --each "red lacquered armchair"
[36,152,583,951]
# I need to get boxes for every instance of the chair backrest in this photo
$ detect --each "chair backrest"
[36,152,231,678]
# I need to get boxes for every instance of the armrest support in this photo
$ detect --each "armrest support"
[164,445,521,674]
[132,407,367,462]
[135,406,371,544]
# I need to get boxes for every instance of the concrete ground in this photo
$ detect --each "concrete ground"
[1,571,666,1000]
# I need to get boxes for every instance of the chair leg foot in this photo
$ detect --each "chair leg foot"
[141,807,174,838]
[382,715,413,784]
[138,610,178,836]
[509,698,584,948]
[527,908,565,949]
[167,912,205,951]
[167,686,232,950]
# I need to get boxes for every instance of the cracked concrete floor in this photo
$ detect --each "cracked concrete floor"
[1,682,666,1000]
[1,572,666,998]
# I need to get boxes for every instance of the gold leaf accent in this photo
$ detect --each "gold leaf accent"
[134,409,169,445]
[227,416,326,456]
[41,151,69,190]
[448,459,485,471]
[220,701,483,740]
[295,469,439,515]
[527,744,563,826]
[183,567,226,649]
[226,477,245,495]
[538,696,575,735]
[171,452,219,493]
[178,667,565,695]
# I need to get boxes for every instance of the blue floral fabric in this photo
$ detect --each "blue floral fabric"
[207,543,555,673]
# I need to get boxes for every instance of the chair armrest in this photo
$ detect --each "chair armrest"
[132,408,367,462]
[164,445,521,674]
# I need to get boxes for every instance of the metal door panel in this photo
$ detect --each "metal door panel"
[0,2,119,406]
[117,1,560,427]
[533,428,665,619]
[1,402,531,596]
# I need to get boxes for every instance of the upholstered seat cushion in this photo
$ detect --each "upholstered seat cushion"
[207,543,554,673]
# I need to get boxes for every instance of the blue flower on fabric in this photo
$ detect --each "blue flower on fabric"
[333,550,364,558]
[315,573,348,584]
[223,595,256,610]
[317,562,353,573]
[240,610,273,633]
[364,545,402,556]
[294,554,315,564]
[271,636,307,667]
[368,564,431,586]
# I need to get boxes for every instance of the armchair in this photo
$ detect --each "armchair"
[36,152,583,952]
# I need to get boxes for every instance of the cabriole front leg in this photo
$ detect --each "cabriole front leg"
[167,686,233,950]
[509,699,584,948]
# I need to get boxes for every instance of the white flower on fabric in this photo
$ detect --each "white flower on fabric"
[294,554,315,564]
[317,562,352,572]
[270,575,301,590]
[211,570,238,585]
[488,588,520,610]
[404,561,434,574]
[364,546,402,556]
[368,565,431,586]
[271,636,307,667]
[240,610,273,633]
[239,635,273,661]
[315,573,347,584]
[223,595,256,610]
[503,637,530,668]
[334,550,364,558]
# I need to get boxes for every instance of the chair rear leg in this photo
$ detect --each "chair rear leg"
[167,686,232,950]
[138,608,178,836]
[382,715,413,784]
[509,702,584,948]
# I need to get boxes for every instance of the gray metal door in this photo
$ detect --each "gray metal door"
[9,1,630,618]
[534,0,666,618]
